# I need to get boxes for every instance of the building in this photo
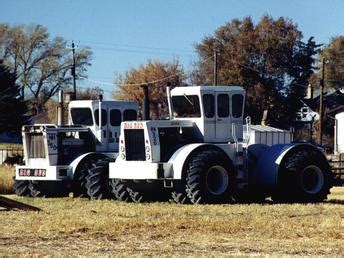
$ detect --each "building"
[328,105,344,154]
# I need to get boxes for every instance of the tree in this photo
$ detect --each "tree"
[318,36,344,90]
[39,87,104,124]
[113,60,186,119]
[192,16,319,128]
[77,86,103,100]
[0,24,92,113]
[0,60,26,132]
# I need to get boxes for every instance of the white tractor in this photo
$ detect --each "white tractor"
[108,85,333,204]
[15,96,138,199]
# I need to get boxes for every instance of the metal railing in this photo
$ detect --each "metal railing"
[328,153,344,186]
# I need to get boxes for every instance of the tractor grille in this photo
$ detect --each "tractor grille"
[124,129,145,161]
[28,133,46,159]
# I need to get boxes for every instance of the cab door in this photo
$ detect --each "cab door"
[202,93,216,141]
[94,107,108,152]
[215,92,231,142]
[109,109,122,152]
[230,93,244,141]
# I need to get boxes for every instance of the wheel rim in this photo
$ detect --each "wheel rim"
[300,165,324,194]
[206,165,229,195]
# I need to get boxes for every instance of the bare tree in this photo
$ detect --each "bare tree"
[0,24,92,113]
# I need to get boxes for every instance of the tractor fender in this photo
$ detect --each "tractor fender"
[167,143,230,179]
[69,152,117,176]
[251,143,326,186]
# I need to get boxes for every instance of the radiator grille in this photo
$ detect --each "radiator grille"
[124,129,145,161]
[28,133,46,159]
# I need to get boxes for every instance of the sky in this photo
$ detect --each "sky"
[1,0,344,98]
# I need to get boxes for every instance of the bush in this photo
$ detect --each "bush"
[0,165,14,194]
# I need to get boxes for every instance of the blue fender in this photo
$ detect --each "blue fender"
[250,143,327,187]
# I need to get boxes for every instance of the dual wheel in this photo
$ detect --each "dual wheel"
[14,180,68,197]
[111,148,236,204]
[273,148,333,203]
[13,155,114,199]
[172,148,236,204]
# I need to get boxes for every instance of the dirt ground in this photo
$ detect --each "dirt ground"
[0,187,343,256]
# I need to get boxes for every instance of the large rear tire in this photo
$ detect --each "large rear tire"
[73,157,97,197]
[185,149,236,204]
[14,180,31,197]
[272,149,333,203]
[85,158,114,200]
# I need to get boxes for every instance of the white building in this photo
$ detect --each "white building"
[329,106,344,154]
[335,111,344,154]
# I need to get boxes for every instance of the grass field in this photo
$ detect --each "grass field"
[0,187,343,256]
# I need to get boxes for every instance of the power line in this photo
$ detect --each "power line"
[79,44,196,57]
[77,40,196,54]
[80,55,213,88]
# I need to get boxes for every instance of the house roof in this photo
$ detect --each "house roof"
[327,105,344,115]
[303,89,344,111]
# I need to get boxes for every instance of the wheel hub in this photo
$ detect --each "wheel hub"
[300,165,324,194]
[206,165,229,195]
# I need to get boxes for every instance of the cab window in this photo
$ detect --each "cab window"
[110,109,121,126]
[217,94,229,117]
[203,94,214,118]
[124,109,137,121]
[172,95,201,118]
[71,108,93,125]
[232,94,244,118]
[94,109,107,126]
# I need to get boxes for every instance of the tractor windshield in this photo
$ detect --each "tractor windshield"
[172,95,201,118]
[71,108,94,125]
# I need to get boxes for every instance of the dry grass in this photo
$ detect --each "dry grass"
[0,143,22,149]
[0,166,14,194]
[0,187,343,256]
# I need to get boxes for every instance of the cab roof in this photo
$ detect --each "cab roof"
[171,85,244,95]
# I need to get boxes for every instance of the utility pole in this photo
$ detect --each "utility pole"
[319,58,327,145]
[71,41,77,100]
[213,50,218,86]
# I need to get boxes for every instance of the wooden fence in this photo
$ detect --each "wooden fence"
[0,148,24,166]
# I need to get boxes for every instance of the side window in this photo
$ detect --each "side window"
[202,94,214,118]
[124,109,137,121]
[94,109,107,126]
[110,109,121,126]
[217,94,229,117]
[232,94,244,118]
[70,108,93,125]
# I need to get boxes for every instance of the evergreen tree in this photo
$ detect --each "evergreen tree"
[0,60,27,132]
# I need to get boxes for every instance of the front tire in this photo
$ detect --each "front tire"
[129,181,171,203]
[73,157,97,197]
[109,179,132,202]
[272,149,333,203]
[14,180,31,197]
[185,149,236,204]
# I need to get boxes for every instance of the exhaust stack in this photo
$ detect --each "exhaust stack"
[141,85,150,120]
[57,90,64,125]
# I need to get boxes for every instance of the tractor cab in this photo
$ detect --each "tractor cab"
[69,100,138,152]
[169,86,245,143]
